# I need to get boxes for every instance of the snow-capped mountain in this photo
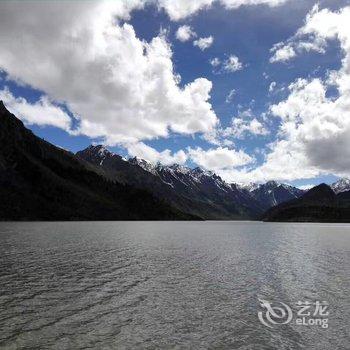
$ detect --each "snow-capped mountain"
[76,145,305,219]
[240,180,304,210]
[129,157,159,176]
[156,164,229,190]
[331,178,350,194]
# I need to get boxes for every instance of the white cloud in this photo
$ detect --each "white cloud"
[203,108,268,147]
[127,142,187,165]
[193,36,214,50]
[269,5,330,64]
[223,55,243,72]
[270,36,327,64]
[223,117,269,139]
[220,0,287,9]
[225,89,236,103]
[298,184,314,190]
[0,87,71,130]
[269,81,276,92]
[270,44,296,63]
[158,0,288,21]
[202,128,235,147]
[211,55,244,74]
[296,38,327,54]
[215,137,320,184]
[188,146,253,171]
[0,1,218,146]
[210,57,221,67]
[157,0,214,21]
[175,25,196,42]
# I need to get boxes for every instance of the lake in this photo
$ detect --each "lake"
[0,221,349,349]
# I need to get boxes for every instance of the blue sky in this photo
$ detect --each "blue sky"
[0,0,349,187]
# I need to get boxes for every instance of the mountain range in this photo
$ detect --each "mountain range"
[263,184,350,222]
[1,100,350,221]
[76,145,306,219]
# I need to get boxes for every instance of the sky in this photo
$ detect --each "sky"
[0,0,350,187]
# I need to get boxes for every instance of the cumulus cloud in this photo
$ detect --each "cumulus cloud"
[188,146,253,171]
[220,109,269,140]
[269,6,350,176]
[210,55,244,74]
[0,1,218,146]
[269,77,350,176]
[270,44,296,63]
[127,142,187,165]
[210,57,221,67]
[157,0,213,21]
[175,25,196,42]
[202,108,268,148]
[158,0,288,20]
[215,135,320,184]
[269,5,331,64]
[223,55,243,72]
[0,87,71,130]
[193,36,214,50]
[223,117,269,138]
[127,142,256,172]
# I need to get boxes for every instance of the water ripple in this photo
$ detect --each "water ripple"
[0,221,349,349]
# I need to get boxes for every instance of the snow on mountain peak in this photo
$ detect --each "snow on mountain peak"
[331,178,350,194]
[129,156,158,175]
[82,145,118,165]
[191,167,213,178]
[86,145,112,157]
[265,180,280,188]
[166,163,191,174]
[238,182,260,192]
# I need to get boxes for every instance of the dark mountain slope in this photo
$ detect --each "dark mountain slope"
[77,146,264,219]
[76,146,227,219]
[262,184,350,222]
[0,101,196,221]
[249,181,304,210]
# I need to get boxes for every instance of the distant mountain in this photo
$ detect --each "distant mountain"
[78,145,264,219]
[247,180,304,210]
[262,184,350,222]
[77,145,304,220]
[0,101,195,221]
[331,178,350,194]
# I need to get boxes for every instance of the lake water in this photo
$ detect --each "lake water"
[0,221,349,349]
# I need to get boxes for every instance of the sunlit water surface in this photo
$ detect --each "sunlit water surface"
[0,221,349,349]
